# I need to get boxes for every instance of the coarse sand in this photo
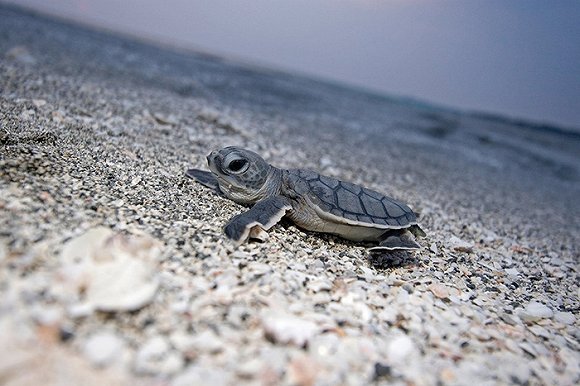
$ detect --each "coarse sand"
[1,5,579,385]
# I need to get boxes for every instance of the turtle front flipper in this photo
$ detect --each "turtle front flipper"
[224,196,292,245]
[186,168,220,192]
[368,229,420,252]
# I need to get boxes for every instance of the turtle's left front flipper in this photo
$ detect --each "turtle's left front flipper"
[186,168,221,194]
[224,196,292,244]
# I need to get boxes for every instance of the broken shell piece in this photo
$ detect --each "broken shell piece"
[59,227,161,312]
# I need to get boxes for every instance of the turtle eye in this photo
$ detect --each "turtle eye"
[227,158,249,173]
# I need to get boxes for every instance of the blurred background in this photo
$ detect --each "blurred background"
[5,0,579,130]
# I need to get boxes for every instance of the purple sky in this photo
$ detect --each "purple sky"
[5,0,580,129]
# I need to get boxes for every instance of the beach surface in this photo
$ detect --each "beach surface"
[1,5,578,385]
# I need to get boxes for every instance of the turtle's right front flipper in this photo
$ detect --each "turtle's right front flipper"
[186,168,220,194]
[224,196,292,245]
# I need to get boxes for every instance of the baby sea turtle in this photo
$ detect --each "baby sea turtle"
[186,147,425,251]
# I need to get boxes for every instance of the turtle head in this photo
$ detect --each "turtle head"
[207,147,278,204]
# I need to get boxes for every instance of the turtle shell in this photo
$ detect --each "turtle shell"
[287,169,417,228]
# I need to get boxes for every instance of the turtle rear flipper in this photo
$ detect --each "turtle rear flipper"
[368,230,420,252]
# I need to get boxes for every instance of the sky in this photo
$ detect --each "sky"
[4,0,580,129]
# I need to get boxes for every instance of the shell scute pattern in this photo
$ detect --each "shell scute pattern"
[344,212,359,221]
[318,174,340,189]
[357,214,372,223]
[382,199,406,218]
[336,188,364,214]
[311,185,334,205]
[363,197,388,218]
[330,208,343,217]
[382,217,397,226]
[341,181,362,195]
[292,170,416,227]
[364,188,385,201]
[288,170,311,196]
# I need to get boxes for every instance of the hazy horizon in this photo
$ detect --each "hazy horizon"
[3,0,579,129]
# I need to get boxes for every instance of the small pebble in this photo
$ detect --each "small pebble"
[134,337,184,375]
[519,302,554,322]
[172,365,231,386]
[553,312,575,325]
[236,359,263,379]
[429,243,438,254]
[429,283,450,299]
[448,236,473,252]
[83,331,125,368]
[287,354,319,386]
[189,330,224,354]
[307,279,333,292]
[505,268,519,276]
[387,335,416,365]
[373,362,392,380]
[262,312,318,347]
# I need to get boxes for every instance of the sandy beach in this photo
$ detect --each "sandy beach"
[1,5,578,385]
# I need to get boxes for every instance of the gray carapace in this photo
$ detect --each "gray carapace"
[186,146,425,251]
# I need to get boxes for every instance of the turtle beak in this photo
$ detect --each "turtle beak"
[207,151,222,175]
[207,151,217,165]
